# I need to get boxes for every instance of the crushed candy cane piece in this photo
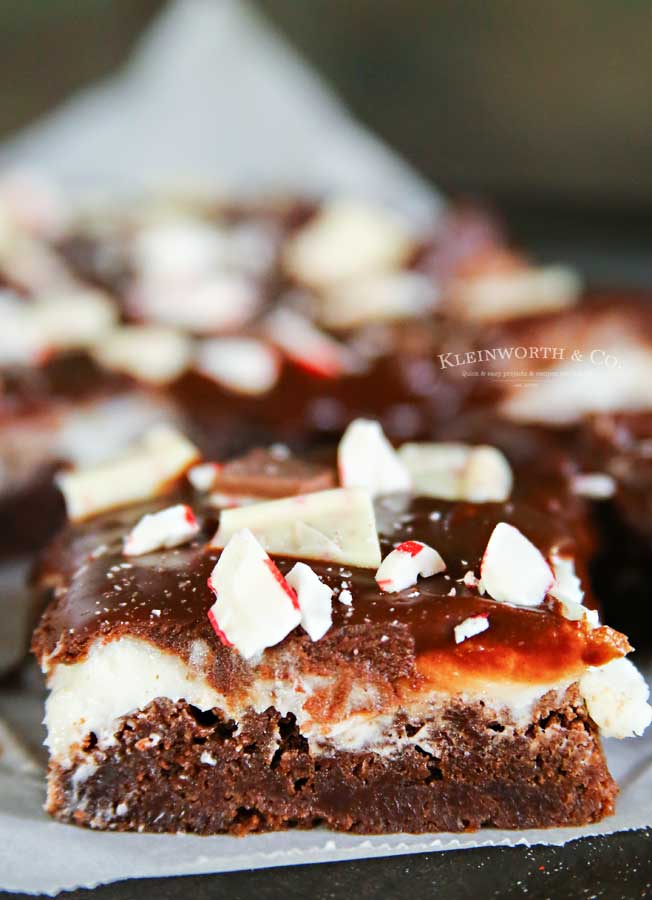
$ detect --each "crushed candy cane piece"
[375,540,446,593]
[206,528,300,659]
[454,614,489,644]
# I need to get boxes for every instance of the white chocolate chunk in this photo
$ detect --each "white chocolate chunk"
[286,562,333,641]
[451,264,581,322]
[93,325,193,385]
[0,288,117,364]
[398,442,513,503]
[572,473,616,500]
[133,219,228,279]
[133,273,260,334]
[123,504,200,556]
[375,540,446,593]
[580,658,652,738]
[338,419,411,498]
[212,487,381,569]
[338,589,353,606]
[31,289,117,350]
[283,199,414,289]
[264,306,359,378]
[188,462,221,493]
[501,339,652,425]
[0,291,46,365]
[462,445,513,503]
[207,528,301,659]
[462,570,479,588]
[480,523,553,607]
[454,614,489,644]
[195,337,280,395]
[320,271,436,329]
[57,425,200,521]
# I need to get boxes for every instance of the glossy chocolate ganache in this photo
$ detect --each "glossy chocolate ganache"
[33,443,628,698]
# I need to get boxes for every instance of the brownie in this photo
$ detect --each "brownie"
[32,427,648,835]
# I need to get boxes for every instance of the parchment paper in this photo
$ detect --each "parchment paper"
[0,0,649,894]
[0,0,440,224]
[0,659,651,896]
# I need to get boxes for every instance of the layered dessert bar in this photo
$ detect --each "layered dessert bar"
[32,419,650,834]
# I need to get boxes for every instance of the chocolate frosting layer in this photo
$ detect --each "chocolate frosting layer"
[33,455,627,693]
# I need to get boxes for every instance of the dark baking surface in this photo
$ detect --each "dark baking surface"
[4,830,651,900]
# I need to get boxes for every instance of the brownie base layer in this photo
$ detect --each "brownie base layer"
[47,694,617,835]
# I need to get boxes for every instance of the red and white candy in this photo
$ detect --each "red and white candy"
[286,562,333,641]
[123,504,200,556]
[338,419,411,498]
[206,528,301,659]
[454,614,489,644]
[480,522,553,607]
[375,540,446,593]
[263,307,359,378]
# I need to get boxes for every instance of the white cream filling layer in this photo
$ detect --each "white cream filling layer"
[44,636,579,769]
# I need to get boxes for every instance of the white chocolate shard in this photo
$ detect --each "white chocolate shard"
[398,442,513,503]
[580,658,652,739]
[124,504,200,556]
[0,291,46,365]
[31,289,117,350]
[56,425,200,522]
[283,199,414,289]
[286,561,333,641]
[212,487,381,569]
[320,271,436,329]
[375,540,446,593]
[133,219,228,279]
[450,264,581,322]
[454,614,490,644]
[500,337,652,425]
[572,473,616,500]
[93,325,193,385]
[195,337,280,395]
[338,419,411,498]
[207,529,301,659]
[480,523,553,607]
[132,273,260,334]
[462,445,513,503]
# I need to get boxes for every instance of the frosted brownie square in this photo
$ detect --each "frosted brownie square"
[32,421,650,834]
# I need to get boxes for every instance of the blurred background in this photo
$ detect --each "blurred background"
[1,0,651,283]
